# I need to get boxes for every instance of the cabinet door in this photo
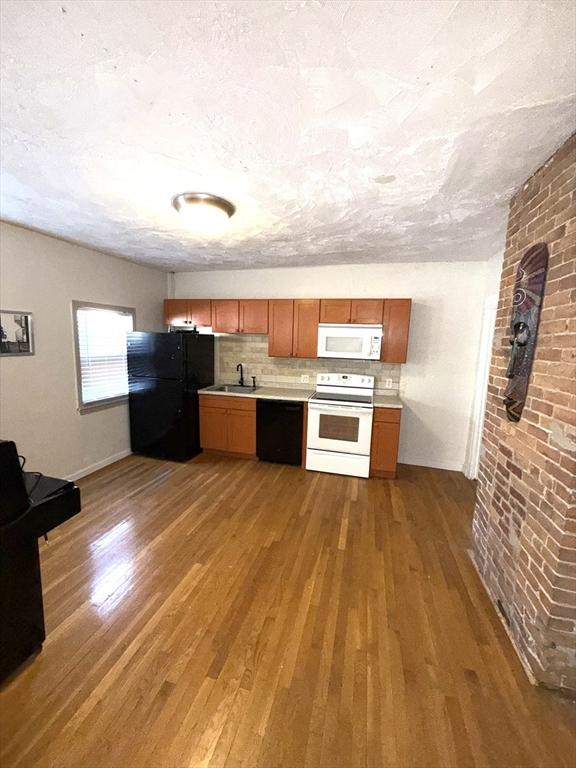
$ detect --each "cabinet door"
[212,300,240,333]
[240,300,268,334]
[351,299,383,324]
[227,409,256,455]
[381,299,412,363]
[370,414,401,478]
[293,299,320,358]
[268,300,294,357]
[164,299,189,327]
[199,407,228,451]
[188,300,212,327]
[319,299,351,323]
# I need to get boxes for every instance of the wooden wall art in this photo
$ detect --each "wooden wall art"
[503,243,549,422]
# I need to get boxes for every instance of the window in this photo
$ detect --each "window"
[73,302,135,409]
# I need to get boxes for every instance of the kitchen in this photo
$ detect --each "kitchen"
[130,297,409,479]
[0,2,575,767]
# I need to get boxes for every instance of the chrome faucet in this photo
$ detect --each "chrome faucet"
[236,363,245,387]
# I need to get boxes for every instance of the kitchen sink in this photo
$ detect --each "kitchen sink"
[206,384,260,394]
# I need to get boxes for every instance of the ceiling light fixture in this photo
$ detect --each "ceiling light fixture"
[171,191,236,235]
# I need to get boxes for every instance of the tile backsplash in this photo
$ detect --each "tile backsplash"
[215,334,401,394]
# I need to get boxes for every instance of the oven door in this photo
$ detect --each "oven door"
[317,324,382,360]
[307,402,373,456]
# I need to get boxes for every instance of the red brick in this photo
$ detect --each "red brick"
[472,133,576,693]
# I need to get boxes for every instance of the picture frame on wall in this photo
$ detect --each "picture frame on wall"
[0,310,34,356]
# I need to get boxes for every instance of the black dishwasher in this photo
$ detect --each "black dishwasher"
[257,400,304,465]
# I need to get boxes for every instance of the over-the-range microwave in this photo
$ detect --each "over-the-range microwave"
[317,323,383,361]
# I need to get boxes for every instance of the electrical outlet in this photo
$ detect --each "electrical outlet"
[300,374,310,384]
[384,378,393,389]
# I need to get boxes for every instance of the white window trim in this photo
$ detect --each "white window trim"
[72,300,136,413]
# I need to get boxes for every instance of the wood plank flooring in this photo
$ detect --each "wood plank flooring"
[1,455,574,768]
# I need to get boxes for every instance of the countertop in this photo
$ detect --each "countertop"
[373,394,403,409]
[198,385,314,402]
[199,385,403,408]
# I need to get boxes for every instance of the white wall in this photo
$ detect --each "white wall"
[176,261,501,472]
[0,222,166,479]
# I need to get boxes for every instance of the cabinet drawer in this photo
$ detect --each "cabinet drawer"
[373,407,401,424]
[199,394,256,411]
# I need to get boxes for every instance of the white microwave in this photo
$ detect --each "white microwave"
[317,324,382,360]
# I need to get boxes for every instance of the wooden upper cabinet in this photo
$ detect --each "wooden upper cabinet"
[188,300,212,327]
[212,300,240,333]
[320,299,351,323]
[319,299,384,324]
[268,300,294,357]
[239,300,268,334]
[164,299,189,327]
[351,299,384,324]
[293,299,320,358]
[381,299,412,363]
[168,295,411,362]
[164,299,212,327]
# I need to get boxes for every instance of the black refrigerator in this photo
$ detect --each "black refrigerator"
[127,331,214,461]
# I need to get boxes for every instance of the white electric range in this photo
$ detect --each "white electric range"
[306,373,374,478]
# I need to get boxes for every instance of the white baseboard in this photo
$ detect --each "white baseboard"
[399,456,465,473]
[66,449,132,481]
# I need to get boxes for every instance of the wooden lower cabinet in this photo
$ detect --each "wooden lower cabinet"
[227,409,256,455]
[199,407,228,451]
[199,395,256,457]
[370,407,401,478]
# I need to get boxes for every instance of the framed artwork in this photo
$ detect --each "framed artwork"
[0,310,34,356]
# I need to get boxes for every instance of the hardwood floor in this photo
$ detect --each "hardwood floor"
[1,455,574,768]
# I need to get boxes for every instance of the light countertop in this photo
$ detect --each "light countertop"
[199,385,402,408]
[199,385,314,402]
[373,394,403,409]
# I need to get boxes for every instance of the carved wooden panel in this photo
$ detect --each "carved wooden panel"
[503,243,549,422]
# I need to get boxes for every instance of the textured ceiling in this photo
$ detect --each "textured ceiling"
[1,0,575,272]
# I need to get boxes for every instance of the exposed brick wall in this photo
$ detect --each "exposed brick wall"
[472,134,575,692]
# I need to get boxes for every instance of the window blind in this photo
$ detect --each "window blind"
[75,305,134,407]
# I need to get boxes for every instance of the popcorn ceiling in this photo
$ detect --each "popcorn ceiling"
[0,0,574,271]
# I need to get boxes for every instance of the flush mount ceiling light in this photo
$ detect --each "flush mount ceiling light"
[171,192,236,235]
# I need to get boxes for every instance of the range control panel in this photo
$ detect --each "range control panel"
[316,373,375,388]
